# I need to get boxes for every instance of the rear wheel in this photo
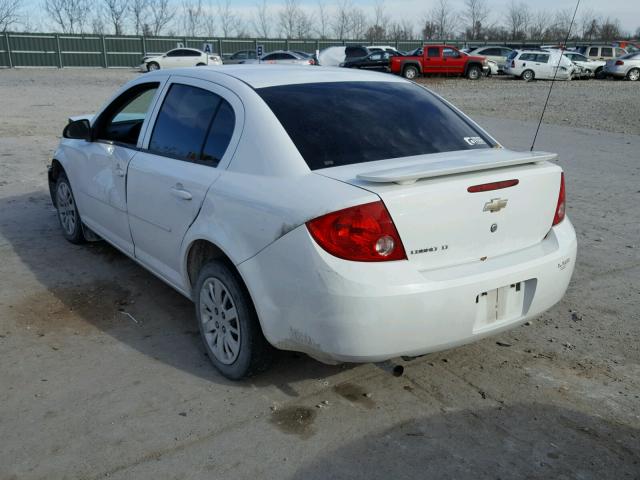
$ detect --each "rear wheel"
[55,173,85,244]
[594,67,605,79]
[627,68,640,81]
[147,62,160,71]
[467,65,481,80]
[196,62,206,66]
[522,69,535,82]
[195,260,273,379]
[403,65,419,79]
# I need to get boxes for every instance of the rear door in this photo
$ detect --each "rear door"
[127,76,242,286]
[423,46,441,73]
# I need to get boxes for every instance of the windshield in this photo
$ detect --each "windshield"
[257,81,492,170]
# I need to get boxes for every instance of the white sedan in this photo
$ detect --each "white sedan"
[141,47,222,71]
[48,66,577,379]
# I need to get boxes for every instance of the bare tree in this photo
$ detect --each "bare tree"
[314,0,329,38]
[331,0,352,39]
[365,0,387,41]
[252,0,271,38]
[505,1,529,40]
[547,8,573,41]
[278,0,308,39]
[598,17,621,41]
[217,0,240,37]
[148,0,174,35]
[91,14,105,35]
[428,0,457,39]
[387,20,413,41]
[130,0,149,35]
[0,0,21,31]
[103,0,128,35]
[462,0,488,40]
[528,10,550,40]
[43,0,90,33]
[182,0,205,36]
[348,5,367,39]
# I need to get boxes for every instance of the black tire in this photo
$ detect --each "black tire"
[467,65,481,80]
[194,260,273,379]
[594,67,605,79]
[55,173,85,244]
[403,65,419,79]
[147,61,160,71]
[196,62,206,66]
[626,68,640,81]
[522,69,535,82]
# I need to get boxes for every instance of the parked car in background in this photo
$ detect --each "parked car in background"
[50,65,576,379]
[340,51,391,71]
[467,46,513,71]
[390,45,488,79]
[603,51,640,81]
[243,50,315,65]
[613,41,639,53]
[317,45,369,66]
[503,50,575,81]
[141,48,222,71]
[367,45,402,55]
[224,50,257,64]
[562,51,606,78]
[576,45,627,61]
[485,59,499,76]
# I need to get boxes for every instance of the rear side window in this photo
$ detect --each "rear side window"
[257,81,492,170]
[149,84,234,165]
[427,47,440,57]
[536,54,549,63]
[601,47,613,57]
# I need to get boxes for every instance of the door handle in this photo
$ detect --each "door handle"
[115,165,125,177]
[170,184,192,200]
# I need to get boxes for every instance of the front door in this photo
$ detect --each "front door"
[442,47,466,75]
[75,82,162,254]
[127,78,239,287]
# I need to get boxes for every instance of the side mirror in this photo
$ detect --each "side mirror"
[63,119,91,141]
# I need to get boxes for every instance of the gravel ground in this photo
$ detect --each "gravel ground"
[0,69,639,479]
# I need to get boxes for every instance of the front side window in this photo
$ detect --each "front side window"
[257,81,492,170]
[149,84,225,162]
[615,48,626,56]
[443,47,458,57]
[94,83,159,146]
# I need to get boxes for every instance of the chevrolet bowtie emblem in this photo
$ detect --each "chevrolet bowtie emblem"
[483,198,508,213]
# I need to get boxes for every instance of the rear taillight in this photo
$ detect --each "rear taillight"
[552,173,566,226]
[308,59,315,65]
[615,60,624,65]
[306,201,406,262]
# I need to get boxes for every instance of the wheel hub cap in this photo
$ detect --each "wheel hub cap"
[199,278,240,365]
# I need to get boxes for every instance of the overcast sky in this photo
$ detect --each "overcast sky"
[25,0,640,34]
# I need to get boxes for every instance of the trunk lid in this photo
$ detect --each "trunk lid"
[316,149,562,271]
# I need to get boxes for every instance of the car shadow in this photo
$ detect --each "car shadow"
[0,190,348,392]
[291,403,640,479]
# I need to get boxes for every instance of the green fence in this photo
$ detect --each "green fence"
[0,32,589,68]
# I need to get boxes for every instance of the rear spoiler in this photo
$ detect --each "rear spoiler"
[356,150,558,185]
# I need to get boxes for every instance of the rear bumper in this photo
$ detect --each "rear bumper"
[603,65,627,77]
[239,219,577,364]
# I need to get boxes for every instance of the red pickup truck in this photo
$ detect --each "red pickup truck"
[390,45,488,80]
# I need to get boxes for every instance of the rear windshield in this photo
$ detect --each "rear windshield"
[257,81,492,170]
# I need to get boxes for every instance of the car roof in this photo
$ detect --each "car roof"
[145,64,407,89]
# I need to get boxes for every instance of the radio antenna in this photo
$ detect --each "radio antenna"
[530,0,581,151]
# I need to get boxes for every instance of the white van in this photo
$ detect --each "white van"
[503,50,576,81]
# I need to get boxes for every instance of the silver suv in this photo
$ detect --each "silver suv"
[576,45,627,61]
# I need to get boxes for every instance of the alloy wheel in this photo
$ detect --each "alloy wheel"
[199,277,241,365]
[56,182,77,236]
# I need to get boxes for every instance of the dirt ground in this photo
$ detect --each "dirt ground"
[0,69,639,479]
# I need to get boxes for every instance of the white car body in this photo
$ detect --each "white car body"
[49,66,576,376]
[561,51,606,77]
[242,50,314,65]
[141,48,222,71]
[503,50,576,80]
